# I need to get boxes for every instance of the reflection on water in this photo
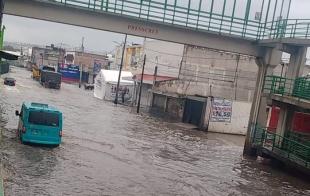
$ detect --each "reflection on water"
[0,67,309,196]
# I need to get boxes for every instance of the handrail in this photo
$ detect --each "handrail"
[264,75,310,101]
[253,126,310,167]
[41,1,310,40]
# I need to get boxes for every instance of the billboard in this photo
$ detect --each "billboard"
[58,63,80,81]
[211,98,232,122]
[93,59,102,74]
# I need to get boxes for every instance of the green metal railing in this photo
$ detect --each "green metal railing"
[264,75,310,101]
[53,0,264,39]
[40,0,310,40]
[262,19,310,39]
[253,126,310,168]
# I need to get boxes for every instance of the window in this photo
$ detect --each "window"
[28,111,59,127]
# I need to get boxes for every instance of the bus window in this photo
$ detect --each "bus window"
[28,111,59,127]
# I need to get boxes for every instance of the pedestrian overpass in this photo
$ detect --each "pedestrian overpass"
[4,0,310,56]
[3,0,310,174]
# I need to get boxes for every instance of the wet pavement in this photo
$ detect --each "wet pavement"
[0,67,309,196]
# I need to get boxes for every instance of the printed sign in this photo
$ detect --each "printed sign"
[58,64,80,80]
[211,98,232,122]
[106,83,133,102]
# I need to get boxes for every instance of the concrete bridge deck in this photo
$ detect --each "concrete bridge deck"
[4,0,262,56]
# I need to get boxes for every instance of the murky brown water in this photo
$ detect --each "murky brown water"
[0,67,309,196]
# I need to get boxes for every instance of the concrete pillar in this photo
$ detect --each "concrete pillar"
[164,96,168,112]
[244,48,282,156]
[275,104,295,146]
[276,105,288,137]
[201,97,211,131]
[286,46,307,80]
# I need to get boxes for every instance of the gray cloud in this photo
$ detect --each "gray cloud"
[3,15,143,52]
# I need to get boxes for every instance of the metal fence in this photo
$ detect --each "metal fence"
[253,126,310,169]
[263,19,310,39]
[264,75,310,101]
[42,0,310,40]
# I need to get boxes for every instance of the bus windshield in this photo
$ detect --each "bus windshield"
[28,111,59,127]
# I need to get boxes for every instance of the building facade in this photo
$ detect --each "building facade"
[157,45,258,102]
[153,45,259,135]
[62,51,109,83]
[31,45,65,69]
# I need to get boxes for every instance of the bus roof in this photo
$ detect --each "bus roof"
[23,102,61,113]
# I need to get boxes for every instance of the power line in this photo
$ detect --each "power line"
[145,59,257,80]
[183,63,257,74]
[181,67,257,80]
[144,47,252,61]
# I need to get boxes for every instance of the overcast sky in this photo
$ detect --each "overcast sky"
[3,0,310,53]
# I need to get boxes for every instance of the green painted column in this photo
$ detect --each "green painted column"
[196,0,202,29]
[208,0,214,31]
[0,175,3,196]
[219,0,227,32]
[242,0,252,37]
[0,25,5,50]
[229,0,237,33]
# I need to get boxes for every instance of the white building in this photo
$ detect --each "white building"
[94,69,134,102]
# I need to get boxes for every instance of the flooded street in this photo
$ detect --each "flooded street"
[0,67,309,196]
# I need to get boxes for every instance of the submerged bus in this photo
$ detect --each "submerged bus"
[15,102,63,146]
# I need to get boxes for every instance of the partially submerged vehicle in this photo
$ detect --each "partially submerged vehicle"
[84,83,94,90]
[15,102,63,146]
[32,65,55,81]
[40,70,62,89]
[4,77,16,86]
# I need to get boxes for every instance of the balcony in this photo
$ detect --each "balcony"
[252,126,310,170]
[264,76,310,107]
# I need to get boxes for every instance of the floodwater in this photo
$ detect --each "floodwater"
[0,67,309,196]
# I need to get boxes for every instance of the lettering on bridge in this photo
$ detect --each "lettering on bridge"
[127,24,159,35]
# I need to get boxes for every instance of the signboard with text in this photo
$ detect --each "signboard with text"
[210,98,232,122]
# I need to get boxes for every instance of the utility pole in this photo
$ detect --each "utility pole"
[137,54,146,113]
[234,54,240,100]
[114,34,127,105]
[57,43,62,71]
[79,37,85,88]
[153,66,158,88]
[0,0,4,28]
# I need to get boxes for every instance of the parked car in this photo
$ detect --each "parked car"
[15,102,63,146]
[4,77,16,86]
[84,83,94,90]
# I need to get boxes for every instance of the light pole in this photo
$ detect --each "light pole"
[137,54,146,113]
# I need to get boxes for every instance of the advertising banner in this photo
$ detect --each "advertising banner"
[105,83,133,102]
[93,60,102,74]
[58,64,80,81]
[211,98,232,122]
